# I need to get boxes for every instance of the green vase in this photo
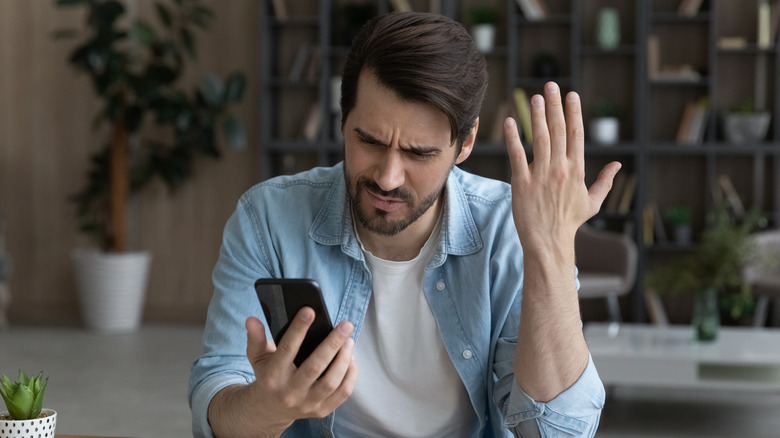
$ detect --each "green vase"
[692,288,720,341]
[596,8,620,50]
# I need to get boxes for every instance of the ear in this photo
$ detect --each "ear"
[455,118,478,165]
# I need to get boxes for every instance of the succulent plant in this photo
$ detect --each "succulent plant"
[0,370,48,420]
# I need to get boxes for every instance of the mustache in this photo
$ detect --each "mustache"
[355,177,413,204]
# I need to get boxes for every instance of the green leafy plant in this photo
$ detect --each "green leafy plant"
[55,0,247,252]
[663,205,693,227]
[0,370,48,420]
[591,99,623,119]
[646,206,767,321]
[468,6,499,25]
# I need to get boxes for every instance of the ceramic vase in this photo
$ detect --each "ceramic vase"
[596,8,620,49]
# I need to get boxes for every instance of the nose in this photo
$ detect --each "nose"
[373,150,405,192]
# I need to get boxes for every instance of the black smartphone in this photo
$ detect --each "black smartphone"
[254,278,334,367]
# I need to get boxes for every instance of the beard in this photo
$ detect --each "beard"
[344,170,445,237]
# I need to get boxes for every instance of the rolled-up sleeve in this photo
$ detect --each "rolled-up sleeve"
[496,353,605,437]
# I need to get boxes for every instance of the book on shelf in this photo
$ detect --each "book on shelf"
[288,43,311,82]
[617,173,637,215]
[304,45,321,81]
[490,99,511,144]
[390,0,412,12]
[771,0,780,47]
[717,174,746,219]
[759,0,772,49]
[301,101,323,143]
[513,88,533,145]
[515,0,548,21]
[604,172,627,214]
[647,202,668,244]
[717,36,748,50]
[675,97,708,145]
[271,0,288,21]
[647,35,660,79]
[678,0,704,17]
[643,204,654,245]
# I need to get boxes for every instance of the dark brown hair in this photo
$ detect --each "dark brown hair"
[340,12,488,148]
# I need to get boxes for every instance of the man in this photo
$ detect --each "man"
[189,11,619,437]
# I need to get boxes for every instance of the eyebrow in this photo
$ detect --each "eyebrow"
[353,127,443,155]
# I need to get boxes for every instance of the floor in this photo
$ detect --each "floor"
[1,324,780,437]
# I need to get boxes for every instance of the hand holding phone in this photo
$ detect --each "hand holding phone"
[254,278,334,367]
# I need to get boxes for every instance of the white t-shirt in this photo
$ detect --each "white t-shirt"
[333,216,477,437]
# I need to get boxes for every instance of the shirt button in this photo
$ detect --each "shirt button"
[462,349,473,359]
[436,281,446,291]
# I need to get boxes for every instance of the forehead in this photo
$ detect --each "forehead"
[350,71,452,147]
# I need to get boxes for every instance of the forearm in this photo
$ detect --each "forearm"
[513,240,589,402]
[208,384,289,438]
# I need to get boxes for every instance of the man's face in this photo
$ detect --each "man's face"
[342,71,472,237]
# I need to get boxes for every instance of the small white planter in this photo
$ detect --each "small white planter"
[0,409,57,438]
[589,117,620,145]
[472,24,496,53]
[72,249,151,333]
[723,112,771,144]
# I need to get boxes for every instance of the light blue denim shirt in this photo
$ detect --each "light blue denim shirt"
[188,163,605,437]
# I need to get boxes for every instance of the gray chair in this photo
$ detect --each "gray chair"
[742,230,780,327]
[575,225,638,322]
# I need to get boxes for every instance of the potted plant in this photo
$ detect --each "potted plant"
[723,98,771,144]
[663,205,693,245]
[646,206,766,340]
[589,99,622,145]
[468,6,498,53]
[0,370,56,438]
[55,0,246,332]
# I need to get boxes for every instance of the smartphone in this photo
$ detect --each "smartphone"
[254,278,334,367]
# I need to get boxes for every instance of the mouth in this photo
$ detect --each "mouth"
[365,190,406,213]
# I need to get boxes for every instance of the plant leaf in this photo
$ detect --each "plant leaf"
[224,72,247,103]
[201,73,223,108]
[132,20,158,47]
[154,2,173,28]
[223,115,247,151]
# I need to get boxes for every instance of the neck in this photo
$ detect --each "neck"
[356,197,443,262]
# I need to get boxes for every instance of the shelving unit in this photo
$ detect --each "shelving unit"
[260,0,780,323]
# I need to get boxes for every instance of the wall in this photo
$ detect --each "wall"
[0,0,260,325]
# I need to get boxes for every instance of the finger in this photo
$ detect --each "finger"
[564,91,585,166]
[320,358,359,413]
[529,92,550,167]
[246,316,276,367]
[310,336,355,399]
[504,117,529,179]
[274,307,316,365]
[588,161,623,214]
[542,82,567,164]
[294,321,354,386]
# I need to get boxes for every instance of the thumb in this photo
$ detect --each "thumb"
[246,316,275,367]
[589,161,622,212]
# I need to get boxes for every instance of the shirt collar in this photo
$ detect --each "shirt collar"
[309,163,483,261]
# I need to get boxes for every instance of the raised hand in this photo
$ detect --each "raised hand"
[504,82,621,254]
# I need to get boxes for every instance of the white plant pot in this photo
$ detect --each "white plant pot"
[723,112,771,144]
[0,409,57,438]
[589,117,620,145]
[472,24,496,53]
[72,249,151,333]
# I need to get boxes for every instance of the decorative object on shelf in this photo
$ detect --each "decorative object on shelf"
[691,288,719,341]
[54,0,247,333]
[723,99,771,144]
[0,222,11,329]
[468,6,498,53]
[0,370,56,438]
[596,7,620,49]
[588,99,622,145]
[663,205,693,245]
[646,206,767,341]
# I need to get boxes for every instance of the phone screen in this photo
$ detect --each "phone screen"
[254,278,334,367]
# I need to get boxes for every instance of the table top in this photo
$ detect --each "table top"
[585,322,780,366]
